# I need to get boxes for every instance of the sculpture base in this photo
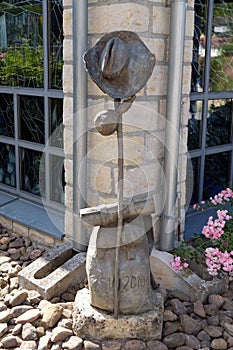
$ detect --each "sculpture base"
[72,288,164,341]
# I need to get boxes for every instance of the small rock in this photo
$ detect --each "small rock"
[163,321,179,336]
[36,326,45,337]
[208,294,225,308]
[223,322,233,337]
[163,332,186,348]
[123,339,147,349]
[211,338,227,349]
[185,334,201,349]
[0,237,10,245]
[9,276,19,291]
[204,303,219,316]
[63,335,83,350]
[102,340,123,350]
[0,301,7,312]
[1,335,22,348]
[9,289,28,306]
[38,333,52,350]
[19,340,37,349]
[204,325,223,338]
[27,290,42,305]
[42,303,63,328]
[21,322,38,341]
[163,310,177,321]
[9,237,24,248]
[61,292,75,302]
[0,323,8,337]
[50,326,73,342]
[147,340,168,350]
[16,308,41,324]
[194,300,206,318]
[11,305,33,318]
[222,298,233,311]
[180,314,202,335]
[0,309,12,323]
[84,340,101,349]
[170,298,187,315]
[0,256,11,265]
[12,324,22,336]
[30,249,43,260]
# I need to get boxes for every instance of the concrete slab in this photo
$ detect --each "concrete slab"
[73,288,164,341]
[150,248,229,302]
[0,198,64,239]
[18,242,86,300]
[0,191,17,206]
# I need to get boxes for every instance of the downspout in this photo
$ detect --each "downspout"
[160,0,187,251]
[72,0,88,251]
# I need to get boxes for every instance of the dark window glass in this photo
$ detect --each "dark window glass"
[19,95,44,144]
[188,101,203,150]
[20,147,43,196]
[49,0,63,89]
[50,155,65,204]
[0,0,43,88]
[190,157,200,204]
[0,143,15,187]
[204,152,230,199]
[49,98,63,148]
[0,93,14,137]
[206,99,232,147]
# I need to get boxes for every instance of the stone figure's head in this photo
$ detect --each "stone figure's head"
[84,31,155,99]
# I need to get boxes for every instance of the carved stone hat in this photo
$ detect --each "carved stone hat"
[84,31,156,99]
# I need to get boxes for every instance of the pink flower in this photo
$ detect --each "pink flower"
[170,256,189,271]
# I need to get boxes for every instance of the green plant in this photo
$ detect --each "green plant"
[0,41,44,87]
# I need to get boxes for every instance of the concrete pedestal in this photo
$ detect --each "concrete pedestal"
[73,288,164,341]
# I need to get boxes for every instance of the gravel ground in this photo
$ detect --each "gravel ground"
[1,224,233,350]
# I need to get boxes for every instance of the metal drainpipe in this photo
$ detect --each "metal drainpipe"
[72,0,88,251]
[160,0,187,251]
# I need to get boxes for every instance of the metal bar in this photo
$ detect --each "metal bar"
[114,104,123,319]
[72,0,88,251]
[160,0,187,251]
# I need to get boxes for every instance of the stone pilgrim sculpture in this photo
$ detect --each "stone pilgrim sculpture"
[83,31,156,318]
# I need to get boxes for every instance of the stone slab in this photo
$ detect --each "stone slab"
[73,288,164,341]
[150,248,229,302]
[18,242,86,300]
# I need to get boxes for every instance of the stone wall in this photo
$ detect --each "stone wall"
[63,0,194,246]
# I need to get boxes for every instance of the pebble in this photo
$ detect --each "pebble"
[1,225,233,349]
[15,309,41,324]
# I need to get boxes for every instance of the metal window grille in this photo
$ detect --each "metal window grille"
[188,0,233,204]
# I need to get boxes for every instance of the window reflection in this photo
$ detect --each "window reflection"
[49,0,63,89]
[49,98,63,148]
[0,143,15,187]
[20,148,43,196]
[0,1,43,88]
[19,96,44,144]
[210,1,233,91]
[0,94,14,137]
[50,155,65,204]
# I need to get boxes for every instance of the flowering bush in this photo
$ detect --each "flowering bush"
[170,188,233,280]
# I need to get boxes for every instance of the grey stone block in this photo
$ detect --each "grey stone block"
[18,243,86,299]
[73,288,164,341]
